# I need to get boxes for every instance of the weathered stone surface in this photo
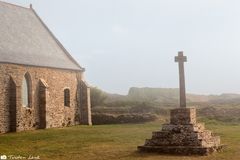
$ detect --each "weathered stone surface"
[0,63,92,134]
[138,108,223,155]
[170,108,196,124]
[162,123,205,132]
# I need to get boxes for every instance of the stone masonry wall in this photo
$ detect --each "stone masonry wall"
[0,63,92,133]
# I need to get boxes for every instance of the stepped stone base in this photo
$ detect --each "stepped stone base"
[138,146,224,156]
[138,108,223,156]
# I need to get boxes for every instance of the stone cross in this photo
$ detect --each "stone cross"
[175,51,187,108]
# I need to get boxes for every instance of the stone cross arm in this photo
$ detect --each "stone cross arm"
[175,52,187,63]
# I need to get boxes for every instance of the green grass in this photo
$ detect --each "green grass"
[0,121,240,160]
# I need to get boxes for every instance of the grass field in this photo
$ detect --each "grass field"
[0,120,239,160]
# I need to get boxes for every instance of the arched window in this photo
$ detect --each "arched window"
[22,73,31,108]
[64,89,70,107]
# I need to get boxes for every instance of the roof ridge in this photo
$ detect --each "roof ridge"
[0,1,30,10]
[30,7,84,71]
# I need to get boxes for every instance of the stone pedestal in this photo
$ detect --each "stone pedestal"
[138,108,223,155]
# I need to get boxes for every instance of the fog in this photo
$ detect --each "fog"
[3,0,240,95]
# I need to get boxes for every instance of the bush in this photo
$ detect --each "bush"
[90,87,107,108]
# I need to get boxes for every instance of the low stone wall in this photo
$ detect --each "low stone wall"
[92,113,157,125]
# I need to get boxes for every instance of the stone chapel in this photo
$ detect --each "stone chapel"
[0,1,92,133]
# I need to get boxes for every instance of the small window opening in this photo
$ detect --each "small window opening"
[64,89,70,107]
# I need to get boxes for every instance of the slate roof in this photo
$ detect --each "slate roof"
[0,1,83,71]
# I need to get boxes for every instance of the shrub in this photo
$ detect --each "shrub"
[90,87,107,108]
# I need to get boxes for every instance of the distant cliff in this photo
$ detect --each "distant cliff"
[105,87,240,104]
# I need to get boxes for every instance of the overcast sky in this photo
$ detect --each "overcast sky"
[3,0,240,95]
